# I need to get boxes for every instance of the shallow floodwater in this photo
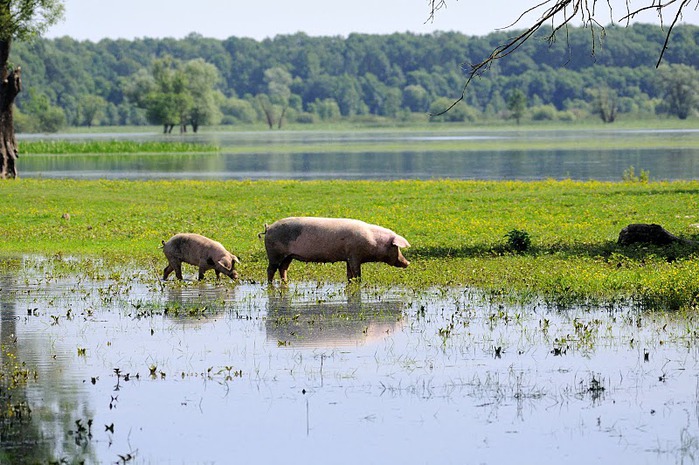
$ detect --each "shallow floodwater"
[18,128,699,180]
[2,261,699,464]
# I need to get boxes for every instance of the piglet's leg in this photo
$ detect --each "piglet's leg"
[173,261,184,280]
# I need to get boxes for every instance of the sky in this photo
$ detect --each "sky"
[44,0,698,42]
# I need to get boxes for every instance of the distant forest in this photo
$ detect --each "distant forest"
[9,23,699,131]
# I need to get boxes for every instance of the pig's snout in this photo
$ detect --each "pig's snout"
[396,250,410,268]
[229,255,241,279]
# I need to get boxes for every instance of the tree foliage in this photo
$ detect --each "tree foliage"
[262,66,293,129]
[15,88,65,132]
[589,86,619,123]
[183,58,222,131]
[77,94,107,127]
[124,56,221,132]
[0,0,64,41]
[506,89,527,124]
[656,64,699,119]
[8,24,699,130]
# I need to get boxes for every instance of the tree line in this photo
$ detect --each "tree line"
[10,23,699,132]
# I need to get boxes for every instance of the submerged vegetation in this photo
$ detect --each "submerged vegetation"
[1,178,699,309]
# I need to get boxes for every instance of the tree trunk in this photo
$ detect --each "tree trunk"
[277,105,288,129]
[0,39,20,179]
[257,96,275,129]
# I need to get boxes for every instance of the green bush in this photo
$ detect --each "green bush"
[504,229,531,253]
[530,105,558,121]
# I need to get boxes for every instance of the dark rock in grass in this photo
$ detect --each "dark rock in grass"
[617,223,694,246]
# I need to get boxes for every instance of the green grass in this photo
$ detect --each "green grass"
[20,140,219,154]
[1,178,699,309]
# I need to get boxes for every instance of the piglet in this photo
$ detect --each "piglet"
[261,217,410,282]
[162,233,240,281]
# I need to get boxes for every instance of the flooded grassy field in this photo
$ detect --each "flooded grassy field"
[2,258,699,464]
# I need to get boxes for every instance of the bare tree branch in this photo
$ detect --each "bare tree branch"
[428,0,699,117]
[655,0,692,66]
[426,0,449,23]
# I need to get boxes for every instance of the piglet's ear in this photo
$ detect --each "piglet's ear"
[392,235,410,248]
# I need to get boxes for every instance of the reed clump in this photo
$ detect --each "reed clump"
[20,140,218,154]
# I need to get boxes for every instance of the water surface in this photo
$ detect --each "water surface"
[1,261,698,464]
[18,128,699,181]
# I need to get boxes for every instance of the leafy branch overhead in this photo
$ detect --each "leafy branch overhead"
[0,0,64,41]
[427,0,698,116]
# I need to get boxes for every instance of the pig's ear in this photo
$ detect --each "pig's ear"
[232,255,241,264]
[392,235,410,248]
[218,259,232,271]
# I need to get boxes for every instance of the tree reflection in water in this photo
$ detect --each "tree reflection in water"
[0,273,96,464]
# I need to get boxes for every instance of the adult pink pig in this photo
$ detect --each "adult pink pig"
[162,233,240,281]
[262,217,410,282]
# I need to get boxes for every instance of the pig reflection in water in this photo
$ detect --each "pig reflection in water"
[261,217,410,282]
[163,285,237,323]
[265,288,404,347]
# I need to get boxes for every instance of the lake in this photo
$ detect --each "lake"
[18,127,699,181]
[2,258,699,464]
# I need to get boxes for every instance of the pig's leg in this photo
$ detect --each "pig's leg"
[347,259,362,281]
[198,267,207,280]
[267,263,278,283]
[163,264,174,280]
[278,257,293,282]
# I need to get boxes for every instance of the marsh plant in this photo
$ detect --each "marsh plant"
[20,140,219,154]
[622,165,650,183]
[504,229,531,253]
